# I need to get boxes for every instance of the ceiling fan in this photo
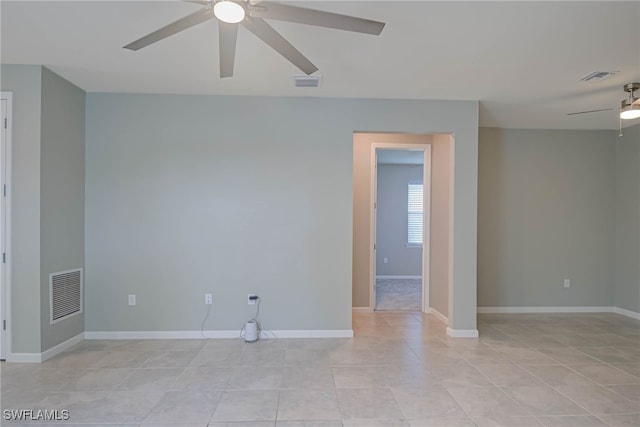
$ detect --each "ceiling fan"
[567,82,640,120]
[124,0,385,78]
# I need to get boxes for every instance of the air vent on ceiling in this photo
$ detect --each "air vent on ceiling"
[49,268,83,324]
[293,75,321,88]
[579,71,617,82]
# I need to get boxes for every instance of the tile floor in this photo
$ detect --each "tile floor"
[375,279,422,311]
[0,311,638,426]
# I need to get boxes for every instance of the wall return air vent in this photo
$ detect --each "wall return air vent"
[49,268,83,324]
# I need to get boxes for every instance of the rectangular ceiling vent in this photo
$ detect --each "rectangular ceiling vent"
[579,71,617,82]
[50,268,83,324]
[293,75,321,88]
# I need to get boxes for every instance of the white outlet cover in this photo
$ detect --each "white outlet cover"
[248,294,257,305]
[128,294,136,306]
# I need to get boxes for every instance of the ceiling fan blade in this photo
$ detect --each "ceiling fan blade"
[566,108,614,116]
[242,17,318,75]
[219,22,238,78]
[124,7,214,51]
[252,2,385,35]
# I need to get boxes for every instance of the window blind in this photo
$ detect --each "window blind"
[408,182,423,245]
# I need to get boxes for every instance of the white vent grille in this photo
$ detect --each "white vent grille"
[293,75,321,88]
[579,71,617,82]
[50,268,83,324]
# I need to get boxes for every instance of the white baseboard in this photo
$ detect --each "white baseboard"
[477,306,613,314]
[7,332,84,363]
[446,327,479,338]
[352,307,373,312]
[6,353,42,363]
[376,275,422,280]
[478,306,640,321]
[429,307,448,325]
[85,329,353,340]
[613,306,640,320]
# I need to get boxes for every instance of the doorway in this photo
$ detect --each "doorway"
[374,149,425,310]
[370,143,431,312]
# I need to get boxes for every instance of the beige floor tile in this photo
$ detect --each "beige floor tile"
[472,415,542,426]
[476,363,545,387]
[554,384,640,414]
[607,384,640,402]
[408,418,476,427]
[284,348,331,366]
[523,364,596,386]
[536,347,600,364]
[140,350,199,368]
[38,390,164,423]
[239,349,285,367]
[88,349,152,368]
[189,348,243,367]
[276,389,340,421]
[336,388,404,419]
[342,419,409,426]
[569,363,639,385]
[391,385,466,418]
[142,390,221,423]
[211,390,279,422]
[276,421,341,427]
[170,367,232,390]
[430,361,493,387]
[502,386,587,416]
[446,386,530,417]
[227,366,283,390]
[536,415,607,426]
[596,413,640,427]
[117,368,183,391]
[61,368,134,391]
[281,366,334,390]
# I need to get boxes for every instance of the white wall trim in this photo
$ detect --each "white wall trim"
[0,91,13,361]
[369,142,432,313]
[613,306,640,320]
[477,306,640,321]
[6,353,41,363]
[85,329,354,340]
[478,306,614,314]
[6,332,84,363]
[446,327,478,338]
[376,275,422,280]
[352,307,373,312]
[41,332,84,362]
[429,307,448,325]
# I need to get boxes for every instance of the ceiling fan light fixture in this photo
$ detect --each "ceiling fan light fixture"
[620,103,640,120]
[214,1,245,24]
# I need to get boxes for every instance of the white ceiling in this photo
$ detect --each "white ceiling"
[1,1,639,130]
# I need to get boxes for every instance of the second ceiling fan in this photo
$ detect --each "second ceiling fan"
[124,0,386,78]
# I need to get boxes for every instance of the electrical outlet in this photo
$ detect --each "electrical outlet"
[128,294,136,306]
[564,279,571,289]
[248,294,257,305]
[383,257,388,264]
[205,293,213,305]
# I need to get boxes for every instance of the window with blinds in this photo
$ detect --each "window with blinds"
[408,181,423,245]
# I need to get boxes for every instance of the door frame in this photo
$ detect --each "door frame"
[0,92,13,360]
[369,143,432,311]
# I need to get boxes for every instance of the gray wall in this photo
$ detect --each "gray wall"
[86,95,478,332]
[40,67,85,351]
[376,164,423,276]
[615,124,640,313]
[478,127,615,307]
[430,134,452,317]
[0,65,43,353]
